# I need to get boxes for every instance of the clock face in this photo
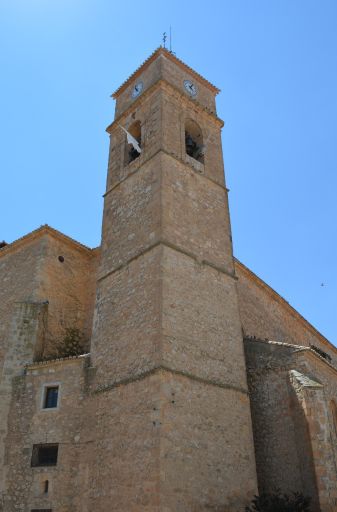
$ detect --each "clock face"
[184,79,197,97]
[131,81,144,98]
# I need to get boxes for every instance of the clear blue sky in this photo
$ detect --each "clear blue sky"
[1,1,336,343]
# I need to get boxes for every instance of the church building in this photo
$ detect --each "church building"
[0,48,337,512]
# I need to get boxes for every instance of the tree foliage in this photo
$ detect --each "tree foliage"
[245,491,312,512]
[55,327,88,358]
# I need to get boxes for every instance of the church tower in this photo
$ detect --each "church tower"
[90,48,258,511]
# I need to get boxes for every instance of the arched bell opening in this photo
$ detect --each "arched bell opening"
[124,120,142,165]
[185,119,204,163]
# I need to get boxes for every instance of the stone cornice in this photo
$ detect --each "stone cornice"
[97,239,236,284]
[103,148,228,199]
[245,337,337,378]
[112,47,220,99]
[93,365,248,396]
[107,78,224,134]
[25,353,90,371]
[293,347,337,378]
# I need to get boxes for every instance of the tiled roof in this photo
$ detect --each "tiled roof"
[0,224,94,258]
[112,47,220,99]
[235,258,336,355]
[25,353,90,369]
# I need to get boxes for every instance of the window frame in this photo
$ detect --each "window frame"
[41,383,61,411]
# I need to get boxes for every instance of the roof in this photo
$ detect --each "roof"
[235,258,337,356]
[245,337,337,376]
[112,47,220,99]
[25,353,90,370]
[0,224,95,258]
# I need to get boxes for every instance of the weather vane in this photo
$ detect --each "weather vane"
[162,28,175,54]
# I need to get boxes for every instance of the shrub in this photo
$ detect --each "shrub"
[245,490,312,512]
[54,327,88,358]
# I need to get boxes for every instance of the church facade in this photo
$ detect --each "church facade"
[0,48,337,512]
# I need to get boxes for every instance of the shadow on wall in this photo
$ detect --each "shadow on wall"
[288,383,320,510]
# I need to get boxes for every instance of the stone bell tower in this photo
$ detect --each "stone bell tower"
[90,48,257,511]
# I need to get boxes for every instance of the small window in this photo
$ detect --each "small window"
[31,509,52,512]
[31,444,58,467]
[43,386,59,409]
[43,480,49,494]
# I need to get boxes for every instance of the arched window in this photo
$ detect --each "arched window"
[125,121,141,165]
[185,119,204,163]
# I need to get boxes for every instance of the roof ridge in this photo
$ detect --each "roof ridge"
[235,257,337,354]
[246,337,337,373]
[0,224,94,257]
[112,47,220,99]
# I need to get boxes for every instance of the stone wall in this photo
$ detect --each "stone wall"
[35,234,97,356]
[3,356,89,512]
[0,236,45,377]
[245,338,337,512]
[0,228,98,510]
[91,47,258,510]
[0,302,48,507]
[236,260,337,364]
[0,228,98,361]
[91,245,162,386]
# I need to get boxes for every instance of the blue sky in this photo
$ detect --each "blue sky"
[1,0,336,343]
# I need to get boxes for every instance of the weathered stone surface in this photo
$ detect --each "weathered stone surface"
[1,47,337,512]
[245,339,337,512]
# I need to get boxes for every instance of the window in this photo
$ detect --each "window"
[31,444,58,467]
[185,119,204,163]
[43,386,59,409]
[43,480,49,494]
[125,120,141,165]
[31,509,52,512]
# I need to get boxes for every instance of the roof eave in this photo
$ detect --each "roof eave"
[111,47,220,99]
